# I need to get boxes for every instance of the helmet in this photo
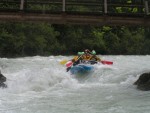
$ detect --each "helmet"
[85,49,89,52]
[91,50,96,55]
[78,52,84,55]
[84,49,90,54]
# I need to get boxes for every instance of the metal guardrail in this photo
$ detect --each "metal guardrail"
[0,0,149,16]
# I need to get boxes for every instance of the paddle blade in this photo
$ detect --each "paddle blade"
[66,61,73,67]
[101,60,113,65]
[60,60,68,65]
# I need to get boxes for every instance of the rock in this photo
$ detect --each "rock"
[0,82,7,88]
[134,72,150,91]
[0,70,7,88]
[0,75,6,83]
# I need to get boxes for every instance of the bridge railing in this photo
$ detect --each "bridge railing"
[107,0,145,16]
[65,0,104,14]
[23,0,104,14]
[0,0,149,16]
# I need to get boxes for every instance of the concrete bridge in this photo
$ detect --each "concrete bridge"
[0,0,150,26]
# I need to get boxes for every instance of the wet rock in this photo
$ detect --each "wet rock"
[0,70,7,88]
[134,72,150,91]
[0,82,7,88]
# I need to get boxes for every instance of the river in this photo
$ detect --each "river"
[0,55,150,113]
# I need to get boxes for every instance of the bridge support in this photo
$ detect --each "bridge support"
[145,0,149,15]
[20,0,24,10]
[62,0,66,12]
[104,0,108,14]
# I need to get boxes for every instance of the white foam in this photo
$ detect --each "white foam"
[1,55,150,113]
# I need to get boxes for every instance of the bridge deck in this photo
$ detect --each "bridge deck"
[0,0,150,26]
[0,12,149,26]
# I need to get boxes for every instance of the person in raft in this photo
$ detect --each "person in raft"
[71,49,101,65]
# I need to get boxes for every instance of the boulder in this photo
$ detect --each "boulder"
[0,70,7,88]
[134,72,150,91]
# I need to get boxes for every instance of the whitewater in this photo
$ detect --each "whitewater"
[0,55,150,113]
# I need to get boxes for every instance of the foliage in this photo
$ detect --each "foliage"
[0,22,150,57]
[0,22,59,57]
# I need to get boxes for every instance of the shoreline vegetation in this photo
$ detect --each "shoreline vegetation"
[0,23,150,58]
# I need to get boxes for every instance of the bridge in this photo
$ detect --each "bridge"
[0,0,150,26]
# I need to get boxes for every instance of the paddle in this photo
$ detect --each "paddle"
[62,58,113,66]
[89,54,113,65]
[101,60,113,65]
[60,60,68,65]
[66,61,73,67]
[66,55,83,72]
[86,60,113,65]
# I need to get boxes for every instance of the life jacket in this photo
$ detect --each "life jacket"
[72,56,82,65]
[72,56,79,61]
[82,54,92,60]
[90,55,101,61]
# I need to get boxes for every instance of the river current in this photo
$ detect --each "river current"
[0,55,150,113]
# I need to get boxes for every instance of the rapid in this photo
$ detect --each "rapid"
[0,55,150,113]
